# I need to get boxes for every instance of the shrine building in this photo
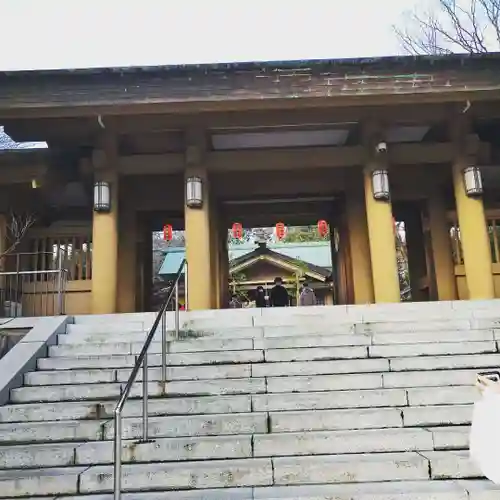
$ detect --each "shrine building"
[1,53,500,315]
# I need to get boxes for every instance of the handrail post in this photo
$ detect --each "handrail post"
[113,408,122,500]
[56,249,63,315]
[112,259,186,500]
[142,352,148,441]
[184,261,189,311]
[174,281,180,340]
[161,307,167,384]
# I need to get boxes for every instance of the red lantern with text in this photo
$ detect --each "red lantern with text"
[317,219,329,237]
[163,224,173,241]
[275,222,286,241]
[232,222,243,240]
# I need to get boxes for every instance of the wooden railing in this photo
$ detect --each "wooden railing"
[27,233,92,281]
[449,213,500,266]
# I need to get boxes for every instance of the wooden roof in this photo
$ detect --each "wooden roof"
[2,53,500,119]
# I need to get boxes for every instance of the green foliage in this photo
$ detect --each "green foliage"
[282,226,330,243]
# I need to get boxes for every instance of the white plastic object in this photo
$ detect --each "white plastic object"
[470,381,500,483]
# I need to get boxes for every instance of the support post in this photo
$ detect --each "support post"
[451,121,494,300]
[346,175,374,304]
[427,190,458,301]
[363,168,400,303]
[184,132,213,310]
[91,168,119,314]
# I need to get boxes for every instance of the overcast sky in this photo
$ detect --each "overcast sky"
[0,0,418,71]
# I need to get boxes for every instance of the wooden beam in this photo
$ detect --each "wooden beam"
[5,101,500,141]
[114,141,490,175]
[0,163,47,185]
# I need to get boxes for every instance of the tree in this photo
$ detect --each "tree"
[394,0,500,54]
[0,212,35,262]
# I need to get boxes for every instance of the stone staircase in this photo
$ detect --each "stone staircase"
[1,302,500,498]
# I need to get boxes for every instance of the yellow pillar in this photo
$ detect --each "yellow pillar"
[209,202,221,309]
[0,214,6,271]
[219,225,229,308]
[364,167,400,303]
[91,170,119,314]
[117,201,137,313]
[346,179,374,304]
[427,191,458,301]
[452,160,494,299]
[184,167,212,310]
[404,208,428,302]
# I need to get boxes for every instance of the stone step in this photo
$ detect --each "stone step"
[269,407,403,432]
[0,419,105,444]
[253,480,498,500]
[25,364,252,386]
[0,466,87,498]
[254,428,436,457]
[253,388,409,411]
[419,450,482,479]
[0,435,253,469]
[80,458,274,493]
[11,480,498,500]
[0,452,481,497]
[369,340,498,358]
[10,378,267,403]
[104,412,268,440]
[66,322,146,335]
[58,335,254,353]
[391,353,500,371]
[272,450,481,485]
[373,329,496,345]
[407,386,478,406]
[265,369,478,394]
[273,451,431,484]
[13,371,479,404]
[56,489,252,500]
[402,404,472,427]
[0,412,266,444]
[253,358,389,377]
[41,349,264,367]
[0,395,252,423]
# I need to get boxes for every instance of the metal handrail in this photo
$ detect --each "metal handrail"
[113,258,187,500]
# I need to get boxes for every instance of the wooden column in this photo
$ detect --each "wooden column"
[427,190,458,301]
[451,122,494,300]
[346,175,374,304]
[184,132,213,310]
[91,169,119,314]
[363,168,400,303]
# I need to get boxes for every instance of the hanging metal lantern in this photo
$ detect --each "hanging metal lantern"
[93,181,111,213]
[371,169,390,201]
[186,176,203,208]
[275,222,286,241]
[232,222,243,240]
[463,166,483,197]
[317,219,329,237]
[163,224,173,241]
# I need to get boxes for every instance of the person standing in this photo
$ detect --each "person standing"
[299,282,316,306]
[270,277,289,307]
[255,285,267,308]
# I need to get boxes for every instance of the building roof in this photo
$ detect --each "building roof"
[0,126,47,150]
[159,241,332,276]
[2,52,500,119]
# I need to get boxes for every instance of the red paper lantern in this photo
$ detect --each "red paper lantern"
[317,219,329,237]
[232,222,243,240]
[163,224,173,241]
[275,222,286,241]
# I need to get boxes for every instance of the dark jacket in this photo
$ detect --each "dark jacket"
[255,290,267,308]
[270,284,289,307]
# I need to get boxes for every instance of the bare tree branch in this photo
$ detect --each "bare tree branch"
[0,213,35,261]
[394,0,500,54]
